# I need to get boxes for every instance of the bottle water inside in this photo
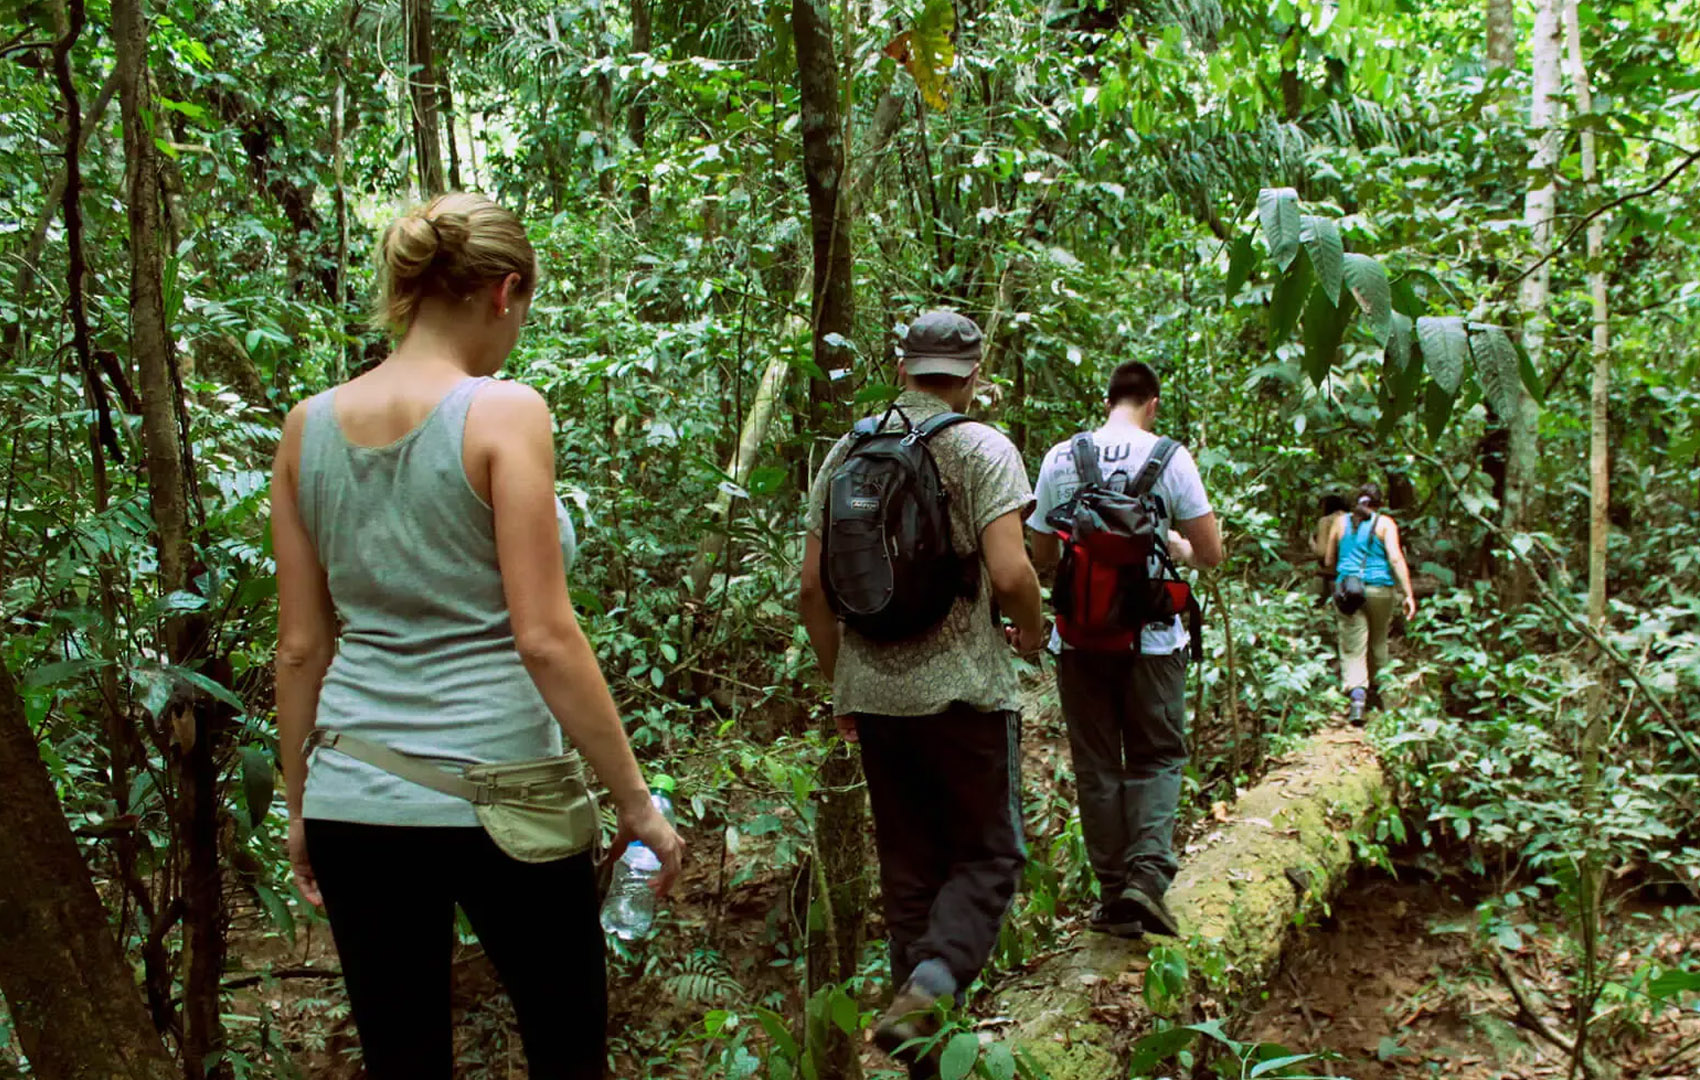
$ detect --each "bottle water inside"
[599,790,672,940]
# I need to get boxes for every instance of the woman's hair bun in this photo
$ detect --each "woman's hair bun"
[374,194,536,333]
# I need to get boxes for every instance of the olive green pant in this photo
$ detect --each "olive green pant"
[1336,585,1396,693]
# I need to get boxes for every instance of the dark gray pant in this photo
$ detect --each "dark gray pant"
[1056,650,1188,897]
[856,705,1025,994]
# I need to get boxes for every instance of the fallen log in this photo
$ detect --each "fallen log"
[993,729,1389,1079]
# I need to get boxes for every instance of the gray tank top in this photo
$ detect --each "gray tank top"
[298,376,578,826]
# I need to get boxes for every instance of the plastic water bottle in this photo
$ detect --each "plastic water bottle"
[599,785,674,940]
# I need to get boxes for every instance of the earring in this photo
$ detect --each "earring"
[501,307,510,317]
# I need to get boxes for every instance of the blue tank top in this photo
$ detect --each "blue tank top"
[296,376,577,826]
[1336,514,1395,588]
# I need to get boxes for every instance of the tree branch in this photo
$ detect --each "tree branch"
[1408,440,1700,764]
[1500,147,1700,296]
[1491,953,1602,1080]
[221,966,341,992]
[0,38,55,60]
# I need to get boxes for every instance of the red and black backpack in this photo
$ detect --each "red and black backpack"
[1044,433,1203,659]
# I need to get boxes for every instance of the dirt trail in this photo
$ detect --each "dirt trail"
[1248,872,1700,1079]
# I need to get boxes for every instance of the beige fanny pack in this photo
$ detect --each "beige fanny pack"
[307,730,600,864]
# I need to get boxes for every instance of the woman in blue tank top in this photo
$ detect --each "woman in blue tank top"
[1324,484,1417,725]
[271,193,684,1079]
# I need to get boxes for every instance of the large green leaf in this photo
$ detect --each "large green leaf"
[908,0,955,109]
[1469,323,1523,419]
[1299,216,1344,304]
[1258,187,1301,273]
[980,1043,1016,1080]
[1224,233,1257,301]
[1128,1026,1200,1077]
[1386,312,1414,372]
[1423,382,1455,440]
[1650,969,1700,1001]
[1269,249,1313,344]
[939,1032,980,1080]
[241,746,274,828]
[1302,286,1348,387]
[1342,253,1392,344]
[1416,316,1468,396]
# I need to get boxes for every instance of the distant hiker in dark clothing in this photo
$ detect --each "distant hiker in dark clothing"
[1027,361,1222,939]
[1324,483,1417,725]
[798,311,1044,1076]
[1312,493,1349,603]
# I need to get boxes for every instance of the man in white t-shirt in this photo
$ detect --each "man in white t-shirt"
[1027,360,1222,938]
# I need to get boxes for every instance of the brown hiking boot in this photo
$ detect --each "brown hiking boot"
[873,982,944,1063]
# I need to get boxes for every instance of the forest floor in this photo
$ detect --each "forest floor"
[1247,870,1700,1080]
[223,670,1700,1079]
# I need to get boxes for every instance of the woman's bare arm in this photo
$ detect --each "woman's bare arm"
[472,382,683,892]
[1380,517,1417,617]
[271,403,337,907]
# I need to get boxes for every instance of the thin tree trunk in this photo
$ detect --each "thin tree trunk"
[443,68,462,190]
[794,0,852,433]
[792,4,864,1077]
[1562,2,1610,1072]
[1505,0,1561,609]
[406,0,445,196]
[0,652,179,1080]
[1486,0,1515,71]
[331,54,352,381]
[116,1,225,1074]
[687,338,797,600]
[1476,0,1515,577]
[4,65,118,358]
[627,0,651,222]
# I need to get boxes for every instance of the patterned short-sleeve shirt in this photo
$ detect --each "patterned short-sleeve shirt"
[806,391,1035,717]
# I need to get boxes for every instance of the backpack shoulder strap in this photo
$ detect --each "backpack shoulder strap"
[1348,514,1378,575]
[911,411,973,442]
[1130,436,1180,497]
[1069,432,1103,487]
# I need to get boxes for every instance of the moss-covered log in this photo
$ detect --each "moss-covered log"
[994,729,1388,1079]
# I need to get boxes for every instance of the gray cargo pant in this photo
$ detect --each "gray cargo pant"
[1056,649,1188,897]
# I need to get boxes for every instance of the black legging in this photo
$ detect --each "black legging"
[305,820,606,1079]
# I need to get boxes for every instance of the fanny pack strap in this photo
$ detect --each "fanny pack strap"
[306,729,496,806]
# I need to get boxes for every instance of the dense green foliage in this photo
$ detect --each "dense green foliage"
[2,0,1699,1075]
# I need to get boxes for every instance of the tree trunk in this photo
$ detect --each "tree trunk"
[332,56,354,381]
[792,4,864,1077]
[0,652,179,1080]
[406,0,445,196]
[116,1,226,1074]
[687,346,796,600]
[1486,0,1515,71]
[1505,0,1561,609]
[1477,0,1515,577]
[794,0,852,435]
[4,66,118,359]
[443,68,463,190]
[1562,2,1610,1067]
[627,0,651,222]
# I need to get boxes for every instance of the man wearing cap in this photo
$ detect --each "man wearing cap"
[799,310,1046,1073]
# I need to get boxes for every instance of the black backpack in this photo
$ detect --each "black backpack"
[820,406,979,643]
[1045,433,1203,660]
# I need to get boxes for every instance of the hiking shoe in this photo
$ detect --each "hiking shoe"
[1122,883,1181,938]
[1090,896,1144,937]
[873,981,944,1063]
[1348,696,1366,726]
